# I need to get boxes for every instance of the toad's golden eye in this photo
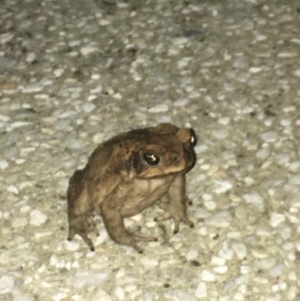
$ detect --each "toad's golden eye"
[143,153,160,165]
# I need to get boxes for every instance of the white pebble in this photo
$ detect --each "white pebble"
[67,271,110,288]
[94,229,108,246]
[211,256,226,266]
[249,67,261,73]
[65,241,80,251]
[294,70,300,77]
[52,292,67,301]
[140,257,158,267]
[232,242,247,260]
[269,264,285,277]
[12,217,27,228]
[213,265,228,274]
[80,46,99,56]
[195,282,207,299]
[54,68,64,77]
[94,290,112,301]
[213,180,233,194]
[174,98,189,106]
[82,103,96,112]
[172,37,189,45]
[30,209,48,226]
[240,265,250,274]
[22,83,43,93]
[217,117,230,125]
[177,57,192,68]
[14,294,31,301]
[256,148,269,159]
[34,232,52,239]
[0,275,14,294]
[7,185,19,194]
[243,193,264,209]
[261,131,278,142]
[186,249,198,261]
[205,210,232,228]
[148,104,168,113]
[92,133,105,144]
[115,287,125,300]
[212,129,229,140]
[275,154,289,165]
[201,270,216,282]
[269,213,285,227]
[0,33,14,44]
[91,74,101,80]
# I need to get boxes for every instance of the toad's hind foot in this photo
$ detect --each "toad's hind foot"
[67,214,96,251]
[129,226,158,242]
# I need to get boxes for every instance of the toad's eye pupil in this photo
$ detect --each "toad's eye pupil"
[144,153,160,165]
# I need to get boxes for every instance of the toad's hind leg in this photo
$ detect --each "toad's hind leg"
[67,169,95,251]
[67,214,95,251]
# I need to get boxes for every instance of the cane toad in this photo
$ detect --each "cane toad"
[67,123,197,253]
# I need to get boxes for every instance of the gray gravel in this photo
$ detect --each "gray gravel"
[1,0,300,300]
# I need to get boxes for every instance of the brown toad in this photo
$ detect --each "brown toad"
[67,123,197,253]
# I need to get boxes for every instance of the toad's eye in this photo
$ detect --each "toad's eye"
[143,153,160,165]
[190,131,197,146]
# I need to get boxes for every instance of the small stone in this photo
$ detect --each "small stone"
[93,133,105,144]
[269,264,285,278]
[212,129,229,140]
[0,33,14,44]
[22,83,43,93]
[186,249,198,261]
[26,52,36,63]
[82,103,96,113]
[91,74,101,80]
[217,117,230,125]
[14,294,31,301]
[213,180,233,194]
[294,70,300,77]
[213,266,228,274]
[30,209,48,226]
[65,139,82,149]
[54,68,64,77]
[232,242,247,260]
[195,282,207,298]
[201,270,216,282]
[269,213,285,227]
[0,275,14,294]
[249,67,261,73]
[205,210,232,228]
[52,292,67,301]
[174,98,189,106]
[12,217,27,228]
[261,131,278,142]
[67,271,110,288]
[243,193,264,209]
[177,57,192,68]
[7,185,19,194]
[64,241,80,251]
[148,104,168,113]
[80,46,100,56]
[115,287,125,300]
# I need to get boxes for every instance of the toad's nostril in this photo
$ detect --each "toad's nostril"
[170,153,179,164]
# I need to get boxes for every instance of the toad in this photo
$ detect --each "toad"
[67,123,197,253]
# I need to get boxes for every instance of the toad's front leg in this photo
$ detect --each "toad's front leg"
[155,174,194,234]
[100,196,145,253]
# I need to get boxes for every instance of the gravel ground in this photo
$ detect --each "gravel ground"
[1,0,300,300]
